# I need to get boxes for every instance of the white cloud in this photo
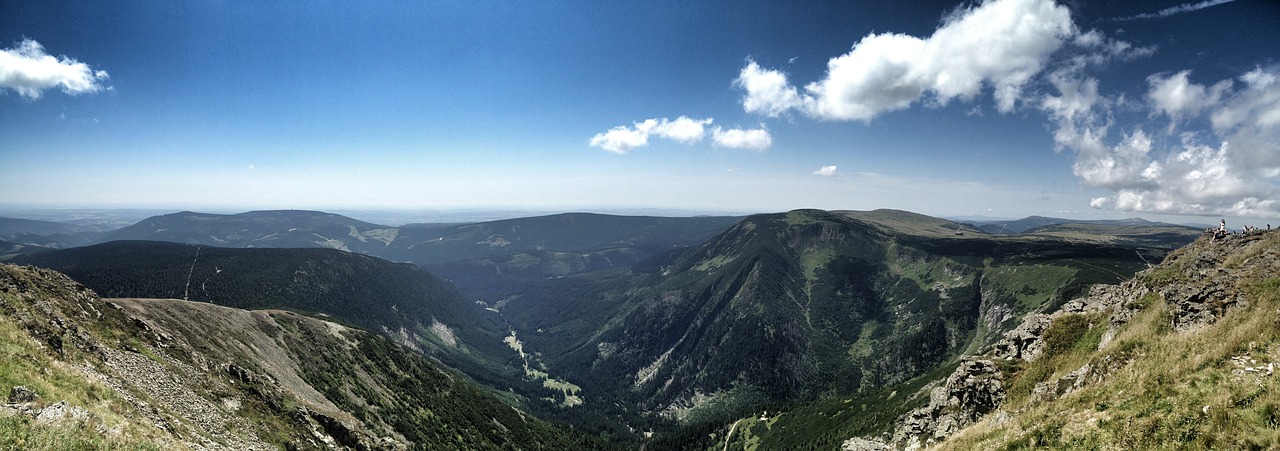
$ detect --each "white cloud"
[0,39,109,100]
[1058,66,1280,218]
[711,126,772,151]
[736,0,1074,121]
[589,116,713,154]
[1071,30,1156,65]
[1115,0,1240,21]
[1147,70,1231,122]
[589,123,651,154]
[813,165,837,176]
[800,32,925,120]
[735,60,803,117]
[655,116,713,144]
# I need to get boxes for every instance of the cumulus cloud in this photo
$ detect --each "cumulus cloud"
[813,165,837,176]
[1147,70,1232,123]
[590,117,771,153]
[735,60,803,117]
[735,0,1074,121]
[711,126,772,151]
[1056,66,1280,218]
[589,116,713,154]
[0,39,109,100]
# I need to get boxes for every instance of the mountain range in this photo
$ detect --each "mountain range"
[0,207,1221,449]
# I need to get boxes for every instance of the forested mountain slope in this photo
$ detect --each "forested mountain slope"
[494,209,1183,447]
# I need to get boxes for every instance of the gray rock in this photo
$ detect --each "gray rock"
[841,437,892,451]
[891,359,1005,449]
[35,400,90,424]
[8,385,39,404]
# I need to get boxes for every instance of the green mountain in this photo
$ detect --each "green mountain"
[11,241,524,393]
[0,263,610,450]
[395,213,742,302]
[493,209,1191,446]
[95,210,398,254]
[78,210,741,303]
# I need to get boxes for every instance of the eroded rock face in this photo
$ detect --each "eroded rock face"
[841,436,893,451]
[891,359,1004,450]
[1156,232,1278,331]
[989,314,1051,362]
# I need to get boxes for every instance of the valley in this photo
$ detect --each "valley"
[0,207,1234,450]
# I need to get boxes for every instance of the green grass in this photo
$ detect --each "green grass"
[0,415,163,451]
[0,307,165,450]
[943,276,1280,449]
[983,264,1079,312]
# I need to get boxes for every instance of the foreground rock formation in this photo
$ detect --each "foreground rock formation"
[846,229,1280,450]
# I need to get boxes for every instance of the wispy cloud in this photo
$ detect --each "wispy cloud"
[813,165,837,176]
[590,117,771,153]
[1114,0,1239,21]
[736,0,1075,121]
[0,39,109,100]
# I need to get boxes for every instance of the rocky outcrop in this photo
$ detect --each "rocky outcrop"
[1,386,95,432]
[859,231,1280,449]
[1151,233,1273,331]
[890,359,1005,450]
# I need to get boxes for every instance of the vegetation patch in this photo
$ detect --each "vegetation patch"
[946,270,1280,449]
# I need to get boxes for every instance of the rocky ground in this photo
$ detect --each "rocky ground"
[844,229,1280,450]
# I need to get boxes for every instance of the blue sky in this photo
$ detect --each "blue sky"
[1,0,1278,222]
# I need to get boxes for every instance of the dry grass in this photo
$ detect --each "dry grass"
[942,275,1280,450]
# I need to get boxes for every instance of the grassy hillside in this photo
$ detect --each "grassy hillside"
[937,229,1280,449]
[12,241,525,393]
[0,263,611,450]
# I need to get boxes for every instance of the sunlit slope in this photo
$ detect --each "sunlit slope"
[0,264,610,450]
[937,229,1280,449]
[12,241,519,388]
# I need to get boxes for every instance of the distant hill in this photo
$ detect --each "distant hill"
[0,263,610,449]
[0,216,105,249]
[393,213,742,301]
[964,215,1189,235]
[0,239,53,261]
[0,216,89,235]
[95,210,398,254]
[385,212,742,264]
[77,210,742,303]
[89,210,738,270]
